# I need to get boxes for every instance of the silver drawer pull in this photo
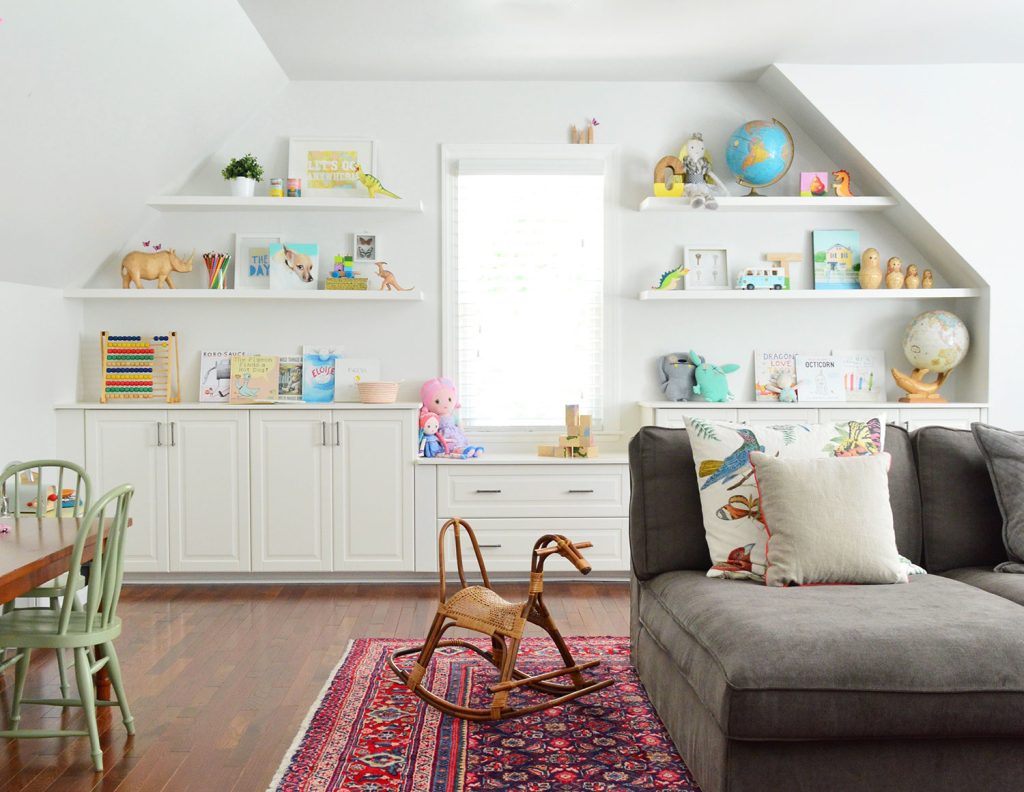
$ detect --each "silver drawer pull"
[475,489,502,494]
[477,544,502,549]
[568,489,595,494]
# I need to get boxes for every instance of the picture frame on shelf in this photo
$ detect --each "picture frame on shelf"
[683,247,729,290]
[812,229,861,290]
[799,171,829,197]
[354,233,377,264]
[287,137,377,196]
[234,233,284,290]
[268,242,320,291]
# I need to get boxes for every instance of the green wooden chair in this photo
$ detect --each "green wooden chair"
[0,482,134,772]
[0,460,93,699]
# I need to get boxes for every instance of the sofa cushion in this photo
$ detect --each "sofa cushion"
[638,570,1024,740]
[750,452,906,586]
[913,426,1004,572]
[628,424,923,580]
[971,422,1024,572]
[941,566,1024,606]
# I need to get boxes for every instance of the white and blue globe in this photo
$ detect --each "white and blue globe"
[902,310,970,373]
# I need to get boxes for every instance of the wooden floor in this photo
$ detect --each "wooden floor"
[0,581,629,791]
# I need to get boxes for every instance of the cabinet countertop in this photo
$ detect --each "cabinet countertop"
[54,402,422,411]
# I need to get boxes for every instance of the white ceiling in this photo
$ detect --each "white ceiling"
[239,0,1024,81]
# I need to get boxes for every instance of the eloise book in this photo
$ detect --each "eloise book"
[302,346,341,403]
[753,350,797,401]
[833,349,886,402]
[229,355,279,403]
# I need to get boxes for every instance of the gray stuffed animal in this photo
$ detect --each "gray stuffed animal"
[658,352,699,401]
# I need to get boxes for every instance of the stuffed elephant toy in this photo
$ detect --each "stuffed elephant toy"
[658,353,699,401]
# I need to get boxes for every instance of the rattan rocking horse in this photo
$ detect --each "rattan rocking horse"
[388,518,614,721]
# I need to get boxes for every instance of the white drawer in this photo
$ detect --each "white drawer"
[819,408,894,424]
[653,408,737,428]
[437,465,628,518]
[736,408,818,425]
[438,518,628,572]
[898,408,982,432]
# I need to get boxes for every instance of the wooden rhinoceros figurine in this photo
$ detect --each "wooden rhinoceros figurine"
[121,249,194,289]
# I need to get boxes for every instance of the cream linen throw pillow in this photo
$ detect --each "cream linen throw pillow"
[749,451,907,587]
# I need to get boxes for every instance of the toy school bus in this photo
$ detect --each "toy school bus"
[736,267,787,290]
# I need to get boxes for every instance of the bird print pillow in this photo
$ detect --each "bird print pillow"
[683,416,886,582]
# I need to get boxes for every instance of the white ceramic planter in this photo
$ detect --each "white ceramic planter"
[229,177,256,197]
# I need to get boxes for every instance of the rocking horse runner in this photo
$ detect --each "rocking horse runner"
[388,518,613,720]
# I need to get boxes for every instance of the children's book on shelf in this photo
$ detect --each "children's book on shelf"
[334,358,381,402]
[302,346,341,403]
[753,350,797,401]
[795,355,844,401]
[833,349,887,402]
[812,229,860,290]
[278,355,303,401]
[199,350,241,403]
[229,355,279,404]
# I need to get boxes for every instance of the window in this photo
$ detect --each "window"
[446,149,609,431]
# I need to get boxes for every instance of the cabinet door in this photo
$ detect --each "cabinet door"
[250,412,332,572]
[898,408,982,432]
[332,410,415,571]
[85,410,168,573]
[167,411,251,572]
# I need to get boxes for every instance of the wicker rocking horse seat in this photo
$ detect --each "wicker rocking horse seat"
[388,518,614,721]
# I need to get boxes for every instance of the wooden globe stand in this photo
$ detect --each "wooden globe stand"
[388,518,614,721]
[891,367,951,403]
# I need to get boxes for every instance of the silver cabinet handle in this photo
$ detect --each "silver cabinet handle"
[156,423,163,446]
[169,421,176,447]
[568,489,595,494]
[475,489,502,494]
[334,421,341,446]
[477,544,502,549]
[321,421,328,446]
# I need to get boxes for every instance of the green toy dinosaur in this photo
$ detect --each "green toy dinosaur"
[655,264,690,290]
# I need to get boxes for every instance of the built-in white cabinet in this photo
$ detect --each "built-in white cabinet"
[86,409,250,572]
[85,410,170,572]
[250,412,333,572]
[640,402,989,432]
[69,405,419,575]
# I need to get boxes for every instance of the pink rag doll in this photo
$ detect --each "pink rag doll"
[420,377,484,458]
[418,411,449,458]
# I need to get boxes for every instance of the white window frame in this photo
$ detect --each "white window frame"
[440,143,621,440]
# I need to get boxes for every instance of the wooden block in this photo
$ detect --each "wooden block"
[565,405,580,432]
[579,415,593,445]
[559,436,581,448]
[538,445,566,457]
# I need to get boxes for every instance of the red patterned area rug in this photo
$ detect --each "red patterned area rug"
[269,636,700,791]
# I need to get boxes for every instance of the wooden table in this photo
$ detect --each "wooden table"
[0,515,115,697]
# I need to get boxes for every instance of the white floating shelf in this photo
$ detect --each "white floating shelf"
[638,196,897,212]
[638,288,980,301]
[146,195,424,213]
[64,289,424,302]
[639,400,989,410]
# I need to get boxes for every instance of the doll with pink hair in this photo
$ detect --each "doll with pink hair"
[420,377,484,458]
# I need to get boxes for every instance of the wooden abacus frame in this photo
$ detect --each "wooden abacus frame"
[100,331,181,403]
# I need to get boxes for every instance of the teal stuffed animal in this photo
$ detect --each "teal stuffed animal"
[689,350,739,403]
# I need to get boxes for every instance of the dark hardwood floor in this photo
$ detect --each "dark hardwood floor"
[0,581,630,791]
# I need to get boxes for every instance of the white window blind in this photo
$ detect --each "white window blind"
[454,159,605,430]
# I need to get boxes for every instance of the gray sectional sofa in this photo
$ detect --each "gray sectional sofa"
[628,424,1024,792]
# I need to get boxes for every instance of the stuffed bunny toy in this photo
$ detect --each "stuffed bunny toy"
[690,350,739,403]
[658,353,698,401]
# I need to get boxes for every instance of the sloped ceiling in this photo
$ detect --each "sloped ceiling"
[0,0,287,287]
[239,0,1024,81]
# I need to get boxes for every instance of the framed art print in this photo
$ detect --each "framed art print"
[234,233,284,290]
[683,247,729,290]
[353,233,377,264]
[288,138,376,195]
[268,243,320,291]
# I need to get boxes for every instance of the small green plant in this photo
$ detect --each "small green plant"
[221,153,264,182]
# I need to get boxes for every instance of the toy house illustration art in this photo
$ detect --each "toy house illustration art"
[812,229,861,289]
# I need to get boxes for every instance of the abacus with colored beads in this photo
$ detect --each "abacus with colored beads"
[100,331,180,403]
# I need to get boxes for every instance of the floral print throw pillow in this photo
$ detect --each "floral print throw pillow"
[683,416,886,582]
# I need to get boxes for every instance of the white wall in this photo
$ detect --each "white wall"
[0,283,81,464]
[0,0,287,288]
[80,80,969,445]
[775,64,1024,427]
